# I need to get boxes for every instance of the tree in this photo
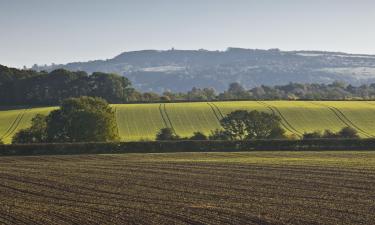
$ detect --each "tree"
[220,110,284,140]
[156,128,180,140]
[189,132,208,140]
[244,111,284,139]
[46,97,119,142]
[220,110,249,140]
[268,126,286,139]
[12,114,47,143]
[338,127,359,139]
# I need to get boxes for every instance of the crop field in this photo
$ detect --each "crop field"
[0,107,57,143]
[0,151,374,224]
[2,101,375,143]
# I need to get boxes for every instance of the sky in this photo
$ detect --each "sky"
[1,0,375,68]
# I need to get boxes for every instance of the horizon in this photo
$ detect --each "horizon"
[1,0,375,68]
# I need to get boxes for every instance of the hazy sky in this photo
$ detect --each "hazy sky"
[1,0,375,67]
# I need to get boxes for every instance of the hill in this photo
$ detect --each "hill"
[2,101,375,143]
[33,48,375,92]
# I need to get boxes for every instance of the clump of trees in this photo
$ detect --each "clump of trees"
[216,110,286,140]
[12,97,119,143]
[0,65,134,105]
[189,132,208,140]
[302,127,359,139]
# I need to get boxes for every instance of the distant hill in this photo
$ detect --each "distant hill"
[33,48,375,92]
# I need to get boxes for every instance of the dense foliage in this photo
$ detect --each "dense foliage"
[0,65,133,105]
[217,110,285,140]
[12,97,119,143]
[155,128,181,140]
[4,64,375,105]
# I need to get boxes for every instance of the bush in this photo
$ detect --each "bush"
[322,129,339,139]
[209,129,230,140]
[303,127,359,139]
[338,127,359,139]
[303,131,322,139]
[156,128,180,140]
[189,132,208,140]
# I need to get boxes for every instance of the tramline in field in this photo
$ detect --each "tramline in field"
[1,101,375,143]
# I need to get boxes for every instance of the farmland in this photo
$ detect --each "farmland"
[2,101,375,143]
[0,151,375,224]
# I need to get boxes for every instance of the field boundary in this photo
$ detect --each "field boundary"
[2,139,375,156]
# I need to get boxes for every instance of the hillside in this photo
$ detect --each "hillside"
[33,48,375,92]
[2,101,375,143]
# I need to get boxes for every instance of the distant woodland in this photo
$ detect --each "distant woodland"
[2,64,375,105]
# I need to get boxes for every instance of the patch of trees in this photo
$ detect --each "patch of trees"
[302,127,359,139]
[12,97,119,143]
[0,65,134,105]
[4,64,375,106]
[159,81,375,101]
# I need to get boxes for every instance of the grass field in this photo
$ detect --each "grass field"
[2,101,375,143]
[0,151,374,224]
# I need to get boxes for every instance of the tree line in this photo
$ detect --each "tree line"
[3,65,375,105]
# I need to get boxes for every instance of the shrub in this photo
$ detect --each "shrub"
[303,127,360,139]
[338,127,359,139]
[189,132,208,140]
[303,131,322,139]
[156,128,180,140]
[322,129,339,139]
[208,129,230,140]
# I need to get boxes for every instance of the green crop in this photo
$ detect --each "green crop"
[1,101,375,143]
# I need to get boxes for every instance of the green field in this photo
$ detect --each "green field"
[2,101,375,143]
[1,151,375,224]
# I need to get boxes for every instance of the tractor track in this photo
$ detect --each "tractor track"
[163,104,177,136]
[309,102,374,138]
[207,102,222,124]
[0,108,29,141]
[256,101,303,137]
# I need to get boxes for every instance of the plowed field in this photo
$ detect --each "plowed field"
[0,151,374,224]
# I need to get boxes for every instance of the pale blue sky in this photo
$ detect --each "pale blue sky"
[1,0,375,67]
